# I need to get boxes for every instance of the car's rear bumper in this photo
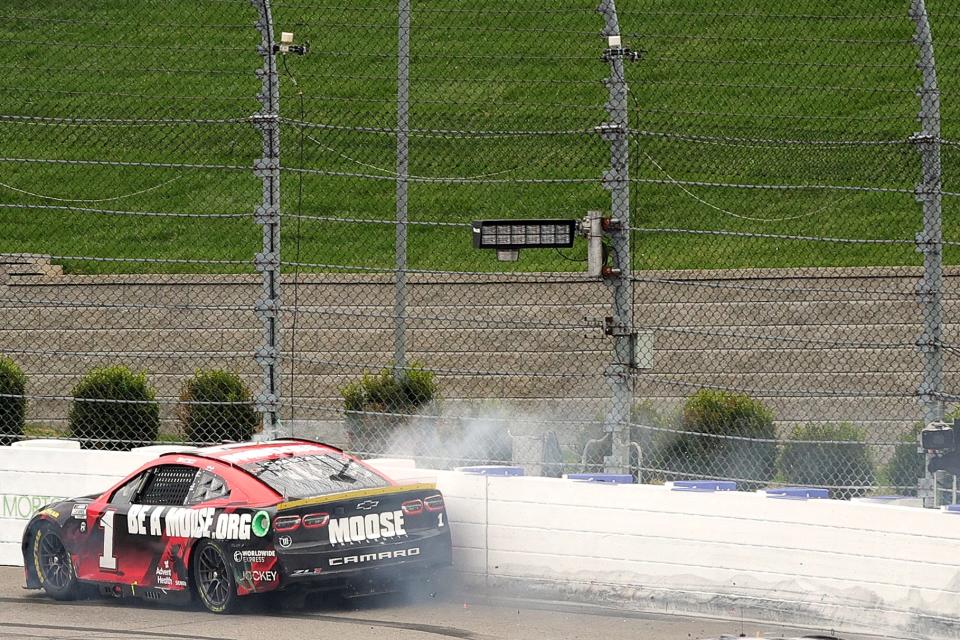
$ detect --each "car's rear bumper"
[277,529,452,588]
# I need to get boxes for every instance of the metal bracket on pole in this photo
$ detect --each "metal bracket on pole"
[910,0,944,506]
[601,47,643,63]
[582,210,604,278]
[251,0,281,436]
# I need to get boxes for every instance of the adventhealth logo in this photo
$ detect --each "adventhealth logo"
[328,511,406,545]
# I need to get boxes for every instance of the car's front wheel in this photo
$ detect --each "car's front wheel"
[32,523,81,601]
[193,540,239,614]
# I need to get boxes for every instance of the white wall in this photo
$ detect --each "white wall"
[374,463,960,640]
[4,447,959,639]
[0,442,189,565]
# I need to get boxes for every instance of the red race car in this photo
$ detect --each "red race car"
[22,438,452,613]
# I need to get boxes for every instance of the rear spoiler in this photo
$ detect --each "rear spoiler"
[270,437,344,454]
[277,483,438,511]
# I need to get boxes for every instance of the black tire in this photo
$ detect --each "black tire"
[192,540,239,614]
[32,523,81,601]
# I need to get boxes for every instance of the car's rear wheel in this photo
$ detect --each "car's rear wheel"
[32,523,80,601]
[193,540,239,614]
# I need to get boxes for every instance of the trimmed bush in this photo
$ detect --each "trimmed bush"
[179,369,260,444]
[68,366,159,451]
[0,357,26,446]
[657,389,777,489]
[779,422,874,499]
[882,423,924,497]
[341,364,437,456]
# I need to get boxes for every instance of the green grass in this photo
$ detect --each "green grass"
[23,422,64,439]
[0,0,958,273]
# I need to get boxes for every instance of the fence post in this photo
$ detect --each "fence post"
[251,0,282,437]
[597,0,633,475]
[394,0,411,377]
[910,0,945,506]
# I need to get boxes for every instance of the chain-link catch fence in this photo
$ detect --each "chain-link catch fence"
[2,0,960,503]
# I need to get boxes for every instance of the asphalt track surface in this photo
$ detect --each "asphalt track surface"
[0,567,890,640]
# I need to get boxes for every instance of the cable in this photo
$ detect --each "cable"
[301,132,521,181]
[279,71,601,86]
[554,247,587,263]
[630,227,929,246]
[626,33,910,46]
[0,14,253,29]
[640,150,850,223]
[0,174,183,203]
[0,114,250,126]
[0,156,248,172]
[628,128,913,148]
[615,52,923,223]
[285,213,469,228]
[631,177,930,196]
[284,166,594,184]
[0,202,246,219]
[284,117,595,139]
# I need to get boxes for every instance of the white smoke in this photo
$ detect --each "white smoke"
[377,402,593,475]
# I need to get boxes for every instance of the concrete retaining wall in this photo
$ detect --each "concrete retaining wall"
[2,442,959,639]
[381,462,960,640]
[3,267,959,435]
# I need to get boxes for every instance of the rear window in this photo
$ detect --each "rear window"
[241,453,389,500]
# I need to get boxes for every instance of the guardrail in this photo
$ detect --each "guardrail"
[1,442,957,639]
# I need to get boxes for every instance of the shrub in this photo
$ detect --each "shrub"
[657,389,777,489]
[179,369,260,444]
[68,366,159,451]
[778,422,874,499]
[0,357,26,446]
[341,364,437,456]
[882,423,924,496]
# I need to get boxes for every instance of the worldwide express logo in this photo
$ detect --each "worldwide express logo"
[126,505,270,541]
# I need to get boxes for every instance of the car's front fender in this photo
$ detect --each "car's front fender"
[20,501,83,589]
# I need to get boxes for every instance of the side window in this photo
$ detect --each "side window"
[186,471,230,505]
[136,465,198,506]
[109,472,149,507]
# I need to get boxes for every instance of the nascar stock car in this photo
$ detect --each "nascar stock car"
[21,438,452,613]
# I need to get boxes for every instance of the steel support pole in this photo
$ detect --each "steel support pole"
[394,0,411,376]
[252,0,281,437]
[911,0,945,506]
[598,0,633,475]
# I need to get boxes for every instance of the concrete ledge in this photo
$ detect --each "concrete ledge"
[11,439,80,449]
[2,448,956,638]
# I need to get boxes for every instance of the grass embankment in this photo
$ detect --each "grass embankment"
[0,1,957,273]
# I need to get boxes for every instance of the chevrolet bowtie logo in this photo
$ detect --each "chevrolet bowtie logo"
[356,500,380,510]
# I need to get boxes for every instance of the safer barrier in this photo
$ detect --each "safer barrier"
[361,461,960,640]
[2,443,958,639]
[0,441,194,565]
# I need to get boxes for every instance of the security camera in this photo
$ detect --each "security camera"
[922,421,956,450]
[923,420,960,475]
[273,32,309,55]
